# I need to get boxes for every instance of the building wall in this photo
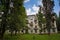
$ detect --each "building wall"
[27,15,40,34]
[26,15,58,34]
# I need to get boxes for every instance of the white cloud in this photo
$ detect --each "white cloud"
[26,8,36,15]
[24,0,30,3]
[32,4,39,13]
[24,0,43,15]
[26,8,31,15]
[26,4,40,15]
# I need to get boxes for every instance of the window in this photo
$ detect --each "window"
[53,28,55,32]
[35,26,37,33]
[30,22,33,27]
[26,20,29,24]
[35,26,37,28]
[35,29,37,33]
[31,19,33,20]
[34,20,37,24]
[21,30,23,32]
[31,22,33,24]
[31,30,33,33]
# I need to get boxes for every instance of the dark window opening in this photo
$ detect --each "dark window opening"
[35,29,37,33]
[34,20,37,24]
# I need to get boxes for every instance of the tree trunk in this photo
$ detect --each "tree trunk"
[15,30,17,35]
[46,13,51,35]
[0,27,5,40]
[11,31,13,36]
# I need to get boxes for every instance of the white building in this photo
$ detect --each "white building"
[26,14,57,34]
[19,15,40,34]
[27,15,40,34]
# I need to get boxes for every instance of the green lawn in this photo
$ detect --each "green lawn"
[4,34,60,40]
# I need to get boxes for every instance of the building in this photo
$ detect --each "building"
[26,14,57,34]
[27,15,40,34]
[5,14,58,34]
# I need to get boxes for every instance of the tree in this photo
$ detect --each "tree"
[0,0,10,40]
[42,0,55,35]
[0,0,27,39]
[37,6,46,34]
[7,0,27,35]
[57,12,60,32]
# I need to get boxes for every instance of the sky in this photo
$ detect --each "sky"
[23,0,60,16]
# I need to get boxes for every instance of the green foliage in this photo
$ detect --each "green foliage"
[7,0,27,32]
[37,12,46,24]
[56,16,60,31]
[0,0,27,36]
[4,34,60,40]
[0,0,5,11]
[0,5,4,11]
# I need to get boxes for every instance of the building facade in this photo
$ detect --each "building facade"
[27,15,40,34]
[22,14,57,34]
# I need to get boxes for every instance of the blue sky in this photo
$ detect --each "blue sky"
[24,0,60,16]
[54,0,60,16]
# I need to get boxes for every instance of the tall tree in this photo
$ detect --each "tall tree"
[42,0,54,34]
[7,0,27,35]
[0,0,10,40]
[57,12,60,32]
[37,6,46,34]
[0,0,27,39]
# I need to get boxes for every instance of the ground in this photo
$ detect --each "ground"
[4,34,60,40]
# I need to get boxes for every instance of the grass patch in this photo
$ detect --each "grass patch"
[4,34,60,40]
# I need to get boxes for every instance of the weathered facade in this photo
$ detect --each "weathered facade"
[27,15,40,34]
[26,14,57,34]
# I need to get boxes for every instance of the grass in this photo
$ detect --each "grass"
[4,34,60,40]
